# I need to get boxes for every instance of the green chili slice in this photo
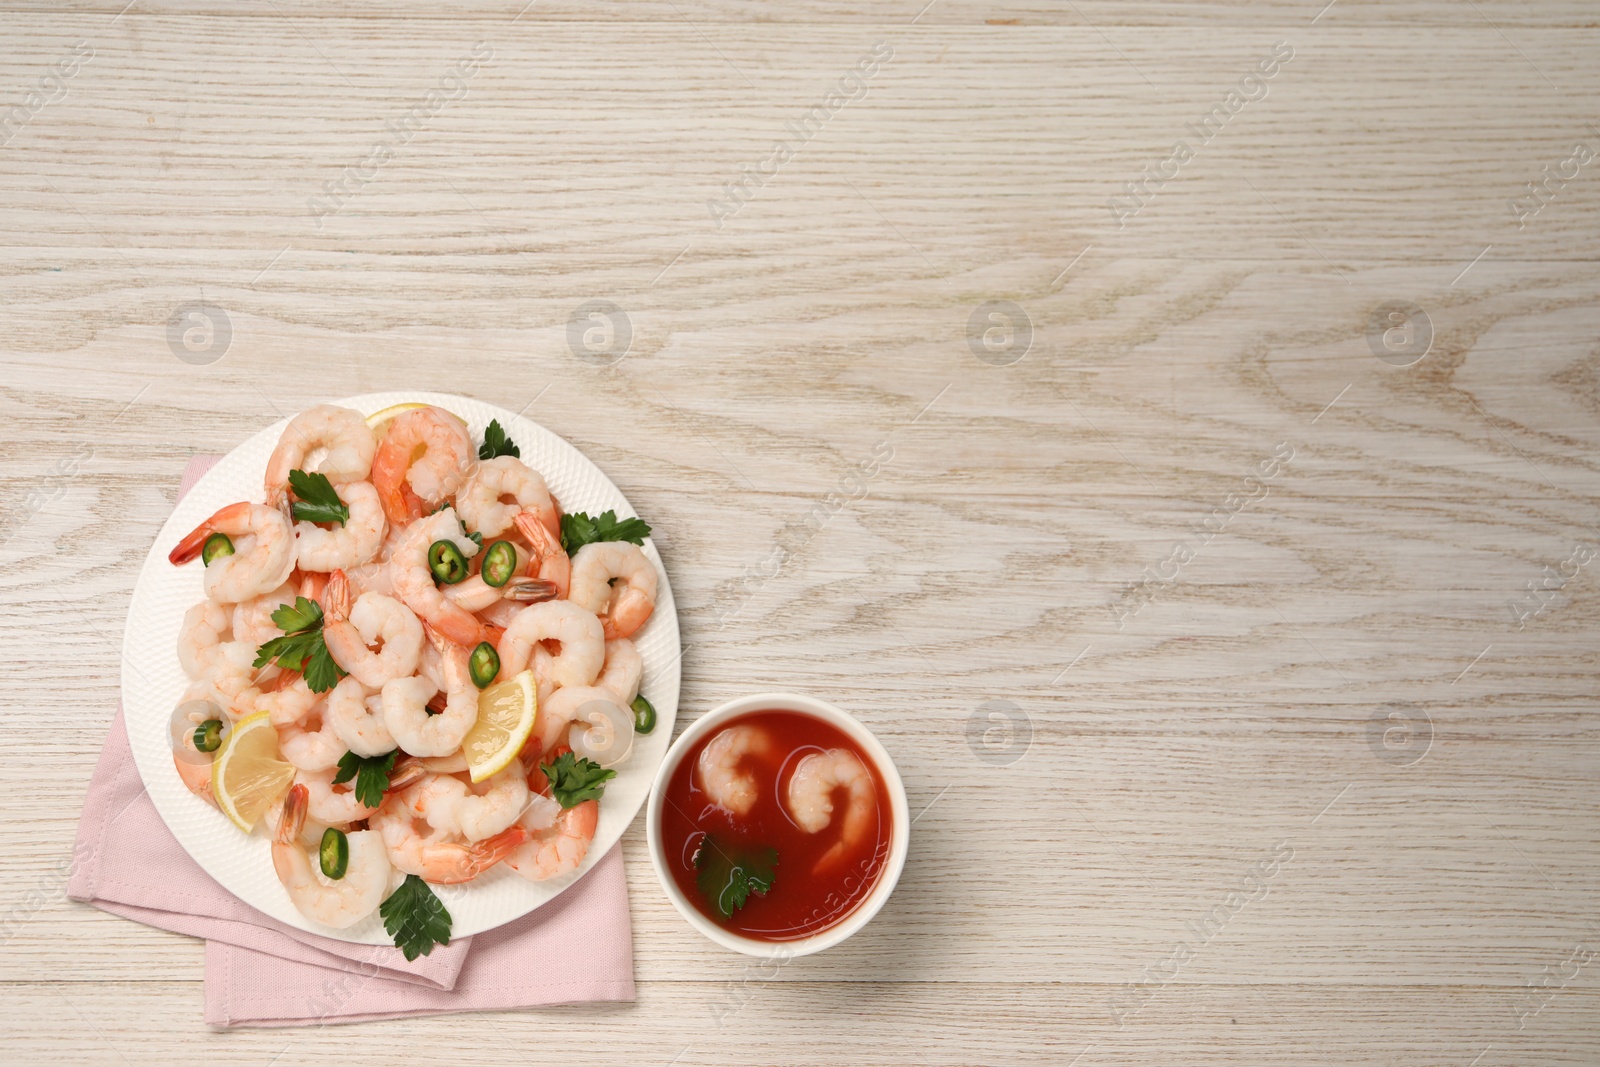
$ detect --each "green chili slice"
[319,827,350,880]
[192,719,225,752]
[428,539,470,584]
[480,540,517,588]
[631,694,657,734]
[201,533,235,566]
[469,642,500,690]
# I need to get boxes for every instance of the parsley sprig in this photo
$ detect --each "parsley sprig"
[694,835,778,920]
[539,751,616,808]
[380,874,452,961]
[287,469,349,526]
[478,419,520,460]
[331,749,398,809]
[252,596,346,693]
[559,510,651,554]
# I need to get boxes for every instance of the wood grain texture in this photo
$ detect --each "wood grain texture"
[1,3,1597,1064]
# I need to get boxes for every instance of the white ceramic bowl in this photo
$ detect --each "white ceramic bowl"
[645,693,909,958]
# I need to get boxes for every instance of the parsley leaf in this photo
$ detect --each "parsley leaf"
[253,596,347,693]
[478,419,520,461]
[270,596,323,634]
[694,834,778,920]
[301,637,345,693]
[539,751,617,808]
[380,874,452,961]
[287,469,350,527]
[559,510,651,554]
[331,749,398,809]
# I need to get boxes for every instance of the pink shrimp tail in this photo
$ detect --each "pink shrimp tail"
[370,410,431,525]
[477,825,528,865]
[277,784,309,846]
[387,756,428,795]
[601,603,653,641]
[298,568,329,605]
[169,501,250,564]
[546,491,563,539]
[513,511,571,599]
[425,609,487,649]
[421,620,447,653]
[323,569,351,622]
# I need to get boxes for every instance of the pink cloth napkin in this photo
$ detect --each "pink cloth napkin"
[68,455,635,1027]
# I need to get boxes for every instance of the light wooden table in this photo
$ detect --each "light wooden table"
[2,2,1597,1063]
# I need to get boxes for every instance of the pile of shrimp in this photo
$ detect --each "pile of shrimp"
[169,403,657,929]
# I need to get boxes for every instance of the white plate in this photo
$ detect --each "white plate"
[122,391,679,944]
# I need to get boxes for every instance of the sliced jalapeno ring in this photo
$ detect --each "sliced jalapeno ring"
[192,719,225,753]
[469,641,500,690]
[319,827,349,880]
[631,694,657,734]
[201,533,235,566]
[480,540,517,588]
[428,539,470,584]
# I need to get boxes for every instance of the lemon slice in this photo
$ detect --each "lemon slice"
[464,670,537,783]
[211,711,296,832]
[364,401,430,436]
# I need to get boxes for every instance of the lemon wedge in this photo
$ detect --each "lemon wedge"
[211,711,296,832]
[464,670,537,783]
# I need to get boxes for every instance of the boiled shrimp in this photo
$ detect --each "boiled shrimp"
[239,673,318,727]
[178,599,233,678]
[785,748,878,874]
[517,643,557,712]
[170,502,296,604]
[261,789,332,847]
[231,583,296,649]
[401,769,530,843]
[277,702,346,772]
[173,753,214,805]
[381,626,478,757]
[697,725,774,817]
[372,784,526,884]
[272,783,390,928]
[322,569,423,688]
[513,510,570,600]
[340,520,413,597]
[171,713,217,807]
[505,798,597,882]
[204,651,276,719]
[568,540,656,639]
[496,599,604,689]
[296,766,378,825]
[389,508,488,648]
[294,480,387,572]
[263,404,377,507]
[536,685,633,767]
[456,455,559,539]
[326,675,395,758]
[369,406,474,524]
[475,598,524,631]
[596,638,642,705]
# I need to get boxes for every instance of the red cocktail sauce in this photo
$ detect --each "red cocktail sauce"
[660,710,891,941]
